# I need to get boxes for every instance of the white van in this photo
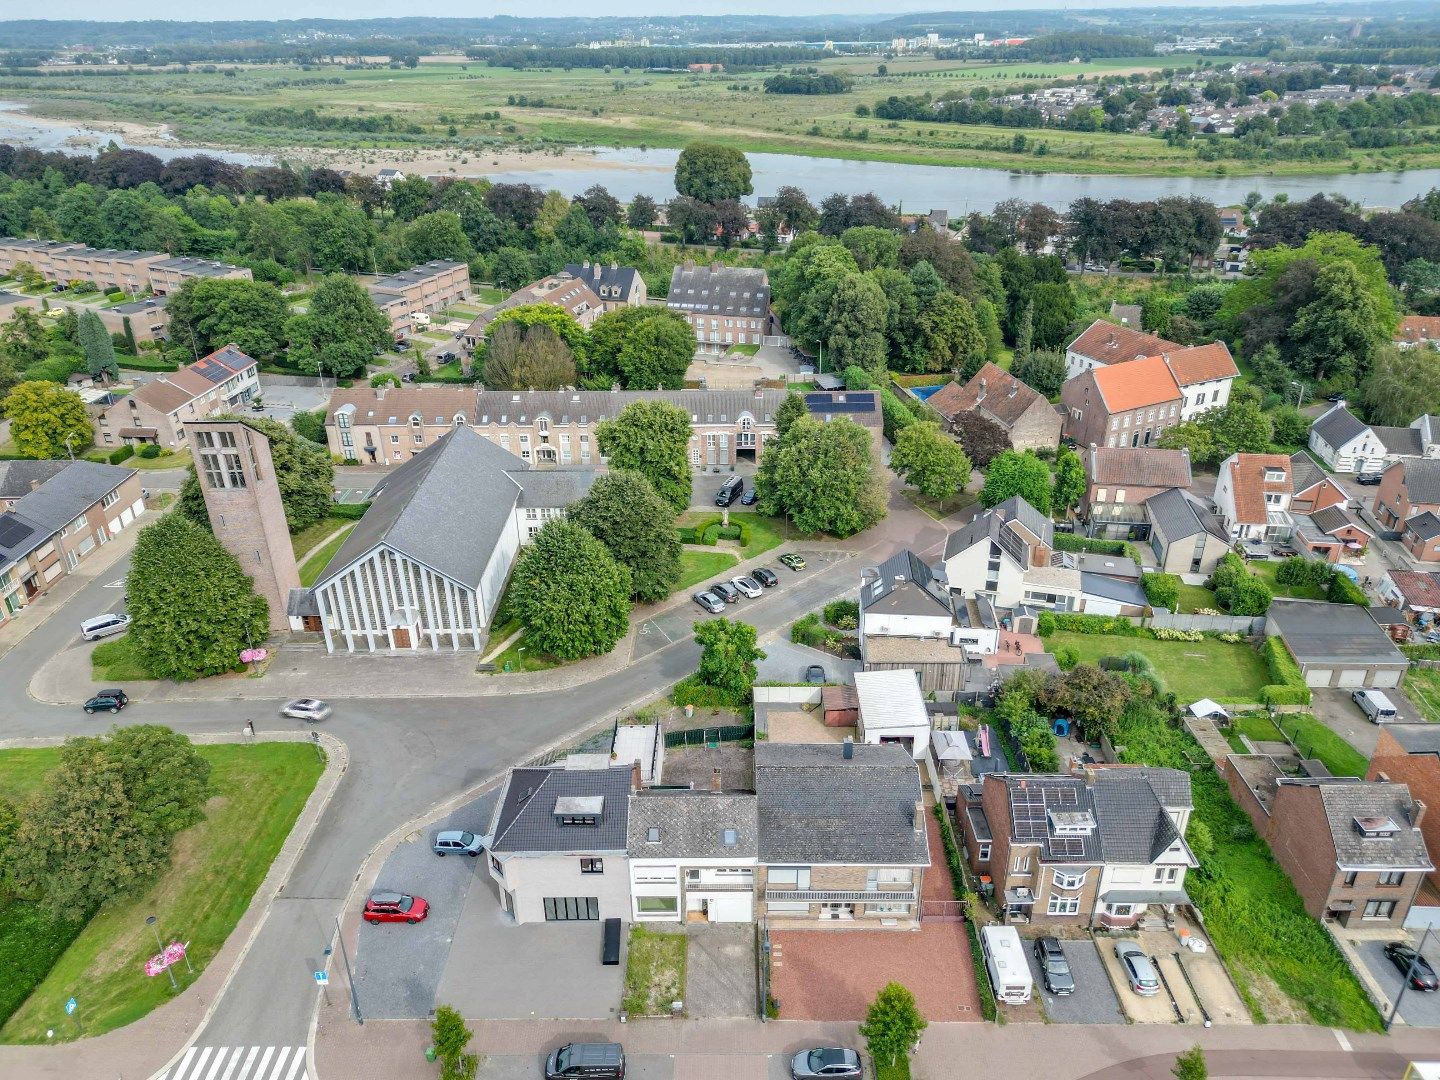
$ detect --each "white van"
[80,612,131,641]
[1353,688,1398,724]
[980,924,1033,1005]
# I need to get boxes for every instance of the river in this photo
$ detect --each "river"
[2,101,1437,211]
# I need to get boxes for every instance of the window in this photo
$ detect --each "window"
[1153,866,1180,885]
[1379,871,1406,887]
[1264,492,1284,506]
[867,901,911,915]
[390,434,400,444]
[1108,903,1134,917]
[1052,870,1087,891]
[101,490,120,509]
[1114,489,1126,504]
[866,868,913,889]
[1012,855,1032,874]
[490,855,502,874]
[580,858,604,874]
[977,842,991,862]
[1047,895,1081,916]
[769,866,811,889]
[766,901,811,913]
[1363,899,1397,920]
[636,896,678,914]
[1095,488,1107,503]
[1342,871,1358,887]
[543,896,599,921]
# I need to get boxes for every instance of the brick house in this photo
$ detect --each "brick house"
[1395,315,1440,350]
[1402,512,1440,563]
[665,261,771,353]
[145,256,252,296]
[1224,759,1431,928]
[1289,451,1349,514]
[1292,504,1373,563]
[1081,446,1192,540]
[1060,355,1182,451]
[923,362,1062,453]
[1063,318,1174,382]
[563,262,647,311]
[958,767,1195,928]
[0,461,145,627]
[1376,457,1440,535]
[92,345,259,450]
[461,273,603,348]
[1378,570,1440,620]
[1369,725,1440,914]
[365,260,470,336]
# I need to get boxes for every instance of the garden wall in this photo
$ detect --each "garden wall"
[1144,613,1265,634]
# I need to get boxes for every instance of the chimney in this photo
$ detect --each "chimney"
[1008,382,1019,398]
[1413,799,1427,831]
[631,760,643,791]
[977,378,986,402]
[914,799,925,836]
[843,736,854,760]
[1376,770,1392,783]
[710,767,723,793]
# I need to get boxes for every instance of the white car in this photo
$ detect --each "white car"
[280,698,332,723]
[731,576,762,599]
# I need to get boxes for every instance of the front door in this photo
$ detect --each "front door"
[820,903,854,920]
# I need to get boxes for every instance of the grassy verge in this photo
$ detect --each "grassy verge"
[290,515,354,561]
[727,342,760,357]
[676,511,792,560]
[1248,560,1327,601]
[299,525,356,587]
[676,550,740,592]
[1403,668,1440,722]
[90,635,154,682]
[472,286,506,305]
[127,448,192,472]
[486,633,562,674]
[0,743,323,1041]
[622,925,688,1016]
[901,487,978,522]
[875,1061,912,1080]
[1273,713,1369,778]
[1044,632,1270,703]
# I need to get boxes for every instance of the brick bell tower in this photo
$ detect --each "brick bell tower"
[190,420,302,633]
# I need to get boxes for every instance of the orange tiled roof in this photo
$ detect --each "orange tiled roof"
[1159,342,1239,386]
[1091,355,1181,412]
[1067,318,1177,366]
[1228,453,1292,526]
[1397,316,1440,345]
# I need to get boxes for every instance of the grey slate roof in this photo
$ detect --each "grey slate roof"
[1091,769,1191,864]
[998,775,1102,863]
[368,260,467,293]
[754,742,928,866]
[1080,572,1147,608]
[513,469,598,508]
[564,262,642,301]
[1309,504,1370,537]
[1406,511,1440,541]
[472,388,787,427]
[944,495,1053,561]
[666,263,770,319]
[1267,599,1406,667]
[1398,458,1440,505]
[1375,426,1424,457]
[0,460,69,500]
[1312,404,1371,449]
[488,766,633,854]
[1289,451,1327,495]
[1316,782,1433,871]
[10,460,133,532]
[861,549,953,619]
[626,792,759,858]
[1382,724,1440,755]
[1145,487,1227,542]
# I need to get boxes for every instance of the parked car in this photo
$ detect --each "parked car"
[433,830,483,857]
[715,475,743,507]
[546,1043,625,1080]
[692,591,725,614]
[804,664,827,685]
[790,1047,862,1080]
[80,612,131,641]
[740,487,758,506]
[437,351,456,362]
[393,340,411,352]
[710,581,740,604]
[83,688,128,715]
[1115,941,1160,996]
[401,371,416,383]
[280,698,332,723]
[1384,941,1439,991]
[1033,936,1075,995]
[779,553,807,571]
[731,576,762,598]
[363,891,429,925]
[1357,472,1384,486]
[752,567,779,588]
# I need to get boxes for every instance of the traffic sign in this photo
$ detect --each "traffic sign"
[314,971,329,986]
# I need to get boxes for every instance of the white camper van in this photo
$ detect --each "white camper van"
[980,924,1033,1005]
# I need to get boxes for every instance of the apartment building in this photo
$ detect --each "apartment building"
[92,345,259,449]
[147,256,252,296]
[0,238,249,295]
[365,260,470,335]
[665,261,771,353]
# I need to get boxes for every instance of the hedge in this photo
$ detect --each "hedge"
[1141,572,1181,611]
[1327,572,1368,606]
[118,354,180,372]
[1260,635,1311,706]
[1036,611,1146,638]
[678,515,751,548]
[671,673,748,709]
[1052,532,1143,564]
[931,803,997,1023]
[108,445,135,464]
[135,444,162,459]
[328,501,372,520]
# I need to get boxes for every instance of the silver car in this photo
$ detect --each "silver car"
[80,612,131,641]
[280,698,332,723]
[1115,940,1160,996]
[433,830,483,857]
[790,1047,862,1080]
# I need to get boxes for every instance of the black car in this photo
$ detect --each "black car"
[753,567,779,588]
[805,664,826,685]
[393,340,411,351]
[1032,936,1076,995]
[710,581,740,604]
[1384,941,1439,991]
[740,488,758,506]
[1357,473,1384,486]
[84,688,129,715]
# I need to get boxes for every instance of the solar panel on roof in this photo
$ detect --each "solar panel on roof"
[805,394,875,413]
[0,516,36,549]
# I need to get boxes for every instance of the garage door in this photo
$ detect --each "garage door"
[1305,668,1332,687]
[695,892,753,922]
[119,507,134,527]
[1337,669,1368,687]
[1371,669,1403,688]
[1085,599,1123,616]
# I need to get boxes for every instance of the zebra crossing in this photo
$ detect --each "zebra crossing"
[160,1045,309,1080]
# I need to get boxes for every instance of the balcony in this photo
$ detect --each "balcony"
[764,889,918,904]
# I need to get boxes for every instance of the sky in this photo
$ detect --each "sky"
[47,0,1341,23]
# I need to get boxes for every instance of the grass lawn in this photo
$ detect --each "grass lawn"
[1172,582,1218,613]
[0,743,323,1041]
[901,487,978,522]
[1404,669,1440,723]
[90,635,154,682]
[676,550,740,592]
[875,1061,912,1080]
[299,525,356,587]
[472,286,506,305]
[1229,713,1286,747]
[1248,560,1327,601]
[727,342,760,357]
[1044,632,1270,703]
[127,448,192,472]
[486,633,562,674]
[1274,714,1369,778]
[622,925,688,1016]
[677,511,791,560]
[290,515,356,562]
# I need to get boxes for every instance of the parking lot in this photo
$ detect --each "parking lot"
[1021,938,1124,1024]
[1355,935,1440,1028]
[476,1048,822,1080]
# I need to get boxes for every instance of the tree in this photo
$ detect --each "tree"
[596,400,692,513]
[825,274,889,375]
[1289,260,1388,387]
[774,392,809,439]
[403,211,473,264]
[674,143,753,204]
[291,407,329,446]
[573,184,622,228]
[76,310,118,382]
[1202,394,1273,458]
[568,471,682,603]
[1011,348,1067,398]
[755,415,886,537]
[694,617,765,698]
[285,273,391,380]
[980,450,1053,513]
[1359,345,1440,427]
[1173,1045,1207,1080]
[859,983,927,1070]
[482,322,576,391]
[507,519,631,661]
[841,225,901,271]
[950,410,1012,468]
[586,308,694,390]
[127,514,269,681]
[1014,299,1035,360]
[163,278,291,363]
[1028,281,1079,350]
[1048,664,1131,744]
[0,308,47,365]
[1157,422,1220,466]
[431,1005,479,1080]
[890,421,972,502]
[487,303,588,362]
[179,414,335,533]
[1142,571,1181,611]
[1052,448,1087,512]
[916,292,986,377]
[626,194,658,230]
[1268,404,1311,446]
[4,381,90,459]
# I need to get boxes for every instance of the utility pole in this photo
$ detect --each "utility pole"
[334,916,363,1024]
[1386,924,1433,1030]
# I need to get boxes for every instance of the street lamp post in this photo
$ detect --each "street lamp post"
[334,916,363,1025]
[1386,924,1433,1030]
[146,916,178,991]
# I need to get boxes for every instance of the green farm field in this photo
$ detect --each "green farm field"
[6,52,1430,177]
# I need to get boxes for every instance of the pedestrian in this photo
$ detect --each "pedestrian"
[244,719,255,737]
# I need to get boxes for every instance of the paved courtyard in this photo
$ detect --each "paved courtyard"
[1021,939,1124,1025]
[1355,935,1440,1028]
[685,924,759,1018]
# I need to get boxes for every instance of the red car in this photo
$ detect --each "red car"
[363,891,429,925]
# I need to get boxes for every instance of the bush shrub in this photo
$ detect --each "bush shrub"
[135,444,162,459]
[995,681,1060,772]
[108,445,135,464]
[671,673,747,710]
[1152,627,1204,642]
[1141,572,1181,611]
[1053,646,1079,670]
[791,613,827,648]
[823,600,860,630]
[1260,635,1311,706]
[328,501,371,520]
[1328,572,1368,606]
[1276,556,1333,589]
[1037,612,1145,638]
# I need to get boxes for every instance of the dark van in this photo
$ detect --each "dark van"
[546,1042,625,1080]
[715,475,743,507]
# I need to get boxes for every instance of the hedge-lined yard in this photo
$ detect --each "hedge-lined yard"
[1043,632,1270,703]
